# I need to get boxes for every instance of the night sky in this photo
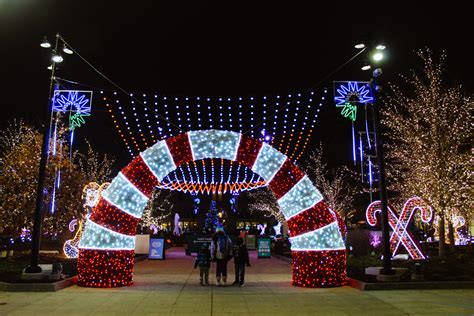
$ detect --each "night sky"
[1,1,472,170]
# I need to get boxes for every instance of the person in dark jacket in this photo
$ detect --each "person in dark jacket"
[194,243,211,285]
[232,236,250,287]
[210,225,233,286]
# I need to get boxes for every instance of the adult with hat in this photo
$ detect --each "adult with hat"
[210,223,233,286]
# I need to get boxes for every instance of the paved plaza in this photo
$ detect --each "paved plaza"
[1,248,473,315]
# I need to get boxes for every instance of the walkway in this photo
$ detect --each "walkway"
[1,247,473,315]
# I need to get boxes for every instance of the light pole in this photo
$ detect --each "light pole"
[357,43,394,276]
[24,33,70,274]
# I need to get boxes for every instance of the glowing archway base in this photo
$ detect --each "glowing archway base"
[77,130,347,288]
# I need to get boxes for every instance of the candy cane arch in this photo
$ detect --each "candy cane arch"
[366,197,433,260]
[77,130,347,288]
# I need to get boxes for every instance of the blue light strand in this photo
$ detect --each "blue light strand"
[203,160,207,184]
[368,159,373,185]
[70,130,74,148]
[187,163,194,183]
[179,166,186,182]
[193,161,201,184]
[52,123,57,156]
[227,161,233,183]
[236,164,241,182]
[244,166,249,183]
[211,160,215,184]
[364,105,372,149]
[50,180,56,214]
[352,122,356,164]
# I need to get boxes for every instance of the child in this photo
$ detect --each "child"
[232,236,250,287]
[194,243,211,285]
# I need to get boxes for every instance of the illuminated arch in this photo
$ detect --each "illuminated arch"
[77,130,347,288]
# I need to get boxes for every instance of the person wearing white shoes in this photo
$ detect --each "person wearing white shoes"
[210,224,233,287]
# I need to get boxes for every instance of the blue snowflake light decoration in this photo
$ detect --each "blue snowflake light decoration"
[53,90,93,130]
[333,81,373,121]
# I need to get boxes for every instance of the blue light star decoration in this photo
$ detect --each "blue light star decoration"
[53,90,93,130]
[333,81,373,121]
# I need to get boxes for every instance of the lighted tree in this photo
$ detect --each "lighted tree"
[0,119,116,239]
[76,140,115,184]
[247,187,286,224]
[382,49,473,256]
[0,120,42,234]
[0,119,83,236]
[139,189,173,231]
[304,144,356,223]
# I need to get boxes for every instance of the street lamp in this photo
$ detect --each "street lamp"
[24,33,72,275]
[356,43,394,276]
[40,37,51,48]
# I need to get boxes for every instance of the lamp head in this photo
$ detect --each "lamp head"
[40,37,51,48]
[52,52,63,63]
[62,45,73,55]
[372,52,384,62]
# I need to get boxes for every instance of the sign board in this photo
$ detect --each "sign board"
[193,237,212,250]
[246,235,256,250]
[149,238,165,260]
[257,238,271,258]
[184,233,212,255]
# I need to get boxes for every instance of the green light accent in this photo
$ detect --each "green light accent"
[336,102,357,121]
[69,113,91,130]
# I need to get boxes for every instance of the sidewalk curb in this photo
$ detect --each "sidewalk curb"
[0,276,77,292]
[348,277,474,291]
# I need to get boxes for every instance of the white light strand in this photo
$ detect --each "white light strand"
[277,176,324,220]
[101,172,149,218]
[252,142,287,183]
[79,219,135,250]
[289,221,345,251]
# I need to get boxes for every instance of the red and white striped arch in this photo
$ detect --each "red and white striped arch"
[77,130,347,288]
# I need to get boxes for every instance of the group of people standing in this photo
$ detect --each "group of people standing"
[194,225,250,287]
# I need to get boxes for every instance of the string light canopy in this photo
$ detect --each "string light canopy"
[101,89,327,194]
[101,89,327,160]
